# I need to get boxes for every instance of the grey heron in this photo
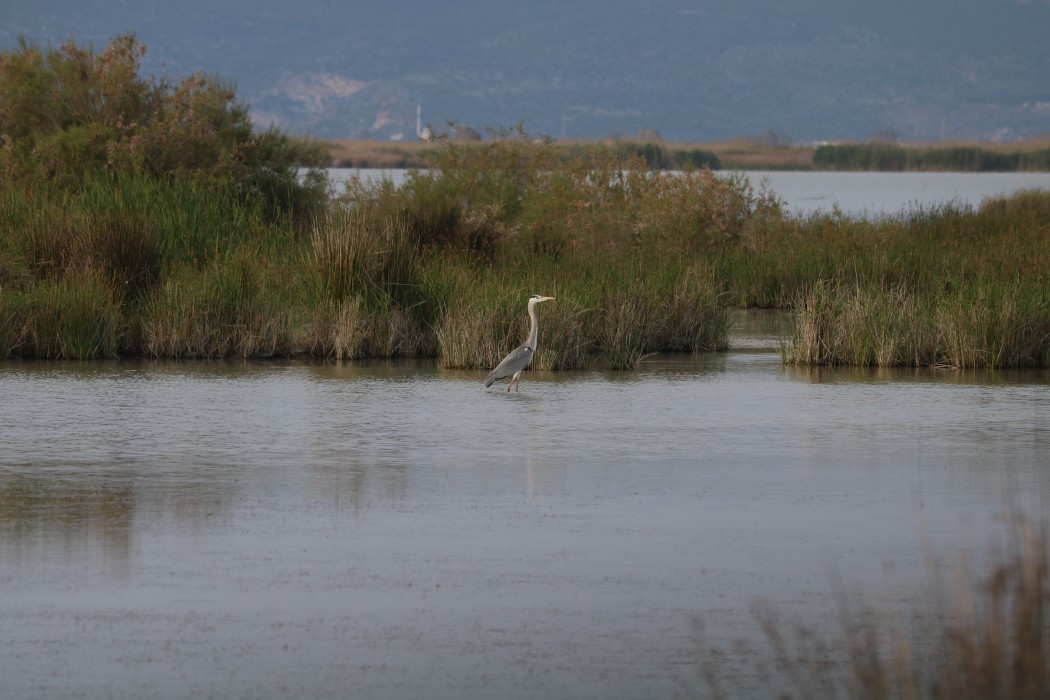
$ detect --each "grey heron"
[484,295,556,391]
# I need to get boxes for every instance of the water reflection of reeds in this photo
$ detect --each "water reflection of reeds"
[0,475,135,570]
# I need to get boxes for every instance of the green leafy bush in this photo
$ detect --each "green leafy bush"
[0,34,327,220]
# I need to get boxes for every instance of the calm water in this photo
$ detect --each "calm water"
[2,312,1048,698]
[329,168,1050,218]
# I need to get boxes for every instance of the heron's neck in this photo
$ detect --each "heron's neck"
[526,302,539,349]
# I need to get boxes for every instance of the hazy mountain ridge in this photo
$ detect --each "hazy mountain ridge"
[2,0,1048,142]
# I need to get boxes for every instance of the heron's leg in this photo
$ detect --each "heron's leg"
[508,371,522,392]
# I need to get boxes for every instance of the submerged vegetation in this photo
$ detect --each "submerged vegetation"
[2,34,1050,368]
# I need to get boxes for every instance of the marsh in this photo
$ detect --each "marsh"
[2,312,1047,698]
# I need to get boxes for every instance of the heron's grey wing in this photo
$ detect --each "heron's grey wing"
[484,343,534,386]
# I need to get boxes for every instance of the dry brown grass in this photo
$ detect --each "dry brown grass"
[699,513,1050,700]
[698,139,815,169]
[905,136,1050,154]
[327,139,437,168]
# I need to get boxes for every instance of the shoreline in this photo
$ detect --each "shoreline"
[325,135,1050,172]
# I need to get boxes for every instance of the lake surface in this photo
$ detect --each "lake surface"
[2,312,1048,698]
[329,168,1050,218]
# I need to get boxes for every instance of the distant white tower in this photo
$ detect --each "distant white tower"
[416,104,433,141]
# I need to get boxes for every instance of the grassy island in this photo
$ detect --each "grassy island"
[2,36,1049,368]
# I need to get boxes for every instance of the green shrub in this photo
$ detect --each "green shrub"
[0,34,327,223]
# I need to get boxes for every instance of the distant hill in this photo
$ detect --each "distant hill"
[3,0,1049,143]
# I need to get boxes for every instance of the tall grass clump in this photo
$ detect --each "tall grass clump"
[7,180,162,299]
[1,271,121,359]
[140,253,295,359]
[786,281,938,367]
[936,281,1050,369]
[701,514,1050,699]
[306,208,419,308]
[425,258,578,370]
[426,256,729,372]
[299,208,430,359]
[774,188,1050,367]
[591,284,664,370]
[785,279,1050,368]
[659,262,732,353]
[1,173,285,276]
[433,301,511,370]
[587,261,730,369]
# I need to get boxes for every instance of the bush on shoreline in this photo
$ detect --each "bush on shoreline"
[0,34,328,220]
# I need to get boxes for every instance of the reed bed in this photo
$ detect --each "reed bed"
[2,108,1049,367]
[814,142,1050,172]
[140,258,295,359]
[786,280,1050,369]
[0,270,121,360]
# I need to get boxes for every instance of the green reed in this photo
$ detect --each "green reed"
[1,271,121,359]
[814,143,1050,172]
[421,250,729,372]
[4,34,1047,367]
[2,130,1048,367]
[140,253,295,359]
[785,278,1050,369]
[427,259,569,370]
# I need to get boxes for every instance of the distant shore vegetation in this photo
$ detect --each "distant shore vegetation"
[329,133,1050,173]
[2,35,1049,369]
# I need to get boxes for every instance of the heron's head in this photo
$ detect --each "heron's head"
[529,295,556,305]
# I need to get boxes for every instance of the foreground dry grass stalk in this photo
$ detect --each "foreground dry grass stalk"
[699,514,1050,699]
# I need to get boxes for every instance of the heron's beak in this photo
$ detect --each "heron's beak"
[540,296,556,302]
